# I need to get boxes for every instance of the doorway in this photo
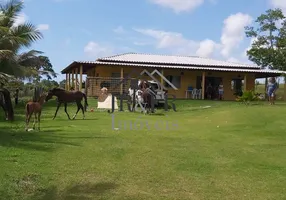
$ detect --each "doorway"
[205,77,222,100]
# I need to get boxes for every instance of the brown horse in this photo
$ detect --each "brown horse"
[45,88,88,120]
[0,88,14,121]
[25,93,47,131]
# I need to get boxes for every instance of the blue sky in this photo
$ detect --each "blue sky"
[19,0,286,82]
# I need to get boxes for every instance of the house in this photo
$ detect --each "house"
[61,52,286,100]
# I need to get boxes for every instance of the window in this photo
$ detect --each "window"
[165,75,181,88]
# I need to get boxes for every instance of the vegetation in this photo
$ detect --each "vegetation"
[236,90,259,104]
[0,0,56,83]
[245,8,286,84]
[1,99,286,199]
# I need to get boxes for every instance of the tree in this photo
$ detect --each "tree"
[0,0,56,81]
[245,8,286,72]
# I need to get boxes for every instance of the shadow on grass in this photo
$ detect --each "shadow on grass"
[33,182,118,200]
[0,127,81,152]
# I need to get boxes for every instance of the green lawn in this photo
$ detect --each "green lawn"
[1,98,286,200]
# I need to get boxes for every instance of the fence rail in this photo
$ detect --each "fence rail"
[86,77,138,97]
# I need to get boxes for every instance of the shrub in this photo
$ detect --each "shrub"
[236,90,259,105]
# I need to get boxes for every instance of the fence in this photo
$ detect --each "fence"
[86,77,137,98]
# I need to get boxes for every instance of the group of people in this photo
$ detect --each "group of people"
[204,77,278,104]
[206,82,224,100]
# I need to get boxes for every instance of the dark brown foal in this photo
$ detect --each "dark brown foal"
[25,94,47,131]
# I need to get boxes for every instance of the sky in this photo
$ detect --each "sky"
[17,0,286,82]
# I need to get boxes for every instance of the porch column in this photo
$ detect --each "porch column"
[79,65,83,91]
[161,69,164,85]
[202,72,205,100]
[75,68,78,91]
[68,73,71,90]
[72,69,75,89]
[120,67,124,94]
[244,74,247,91]
[65,73,68,90]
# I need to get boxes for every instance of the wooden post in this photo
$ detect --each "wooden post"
[244,74,247,91]
[79,65,83,91]
[65,73,68,90]
[120,67,124,94]
[68,73,71,90]
[72,69,75,90]
[202,71,205,100]
[75,68,78,91]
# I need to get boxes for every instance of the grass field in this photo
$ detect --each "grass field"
[1,98,286,200]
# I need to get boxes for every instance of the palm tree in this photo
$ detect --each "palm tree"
[0,0,56,80]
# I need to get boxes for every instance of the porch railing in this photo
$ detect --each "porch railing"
[86,77,137,97]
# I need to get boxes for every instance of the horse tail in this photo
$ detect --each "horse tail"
[83,93,88,111]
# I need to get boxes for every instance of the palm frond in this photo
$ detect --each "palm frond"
[0,49,14,59]
[10,23,43,47]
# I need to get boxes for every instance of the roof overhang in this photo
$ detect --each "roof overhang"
[61,59,286,79]
[61,61,97,74]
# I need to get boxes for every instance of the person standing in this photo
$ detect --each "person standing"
[267,77,278,105]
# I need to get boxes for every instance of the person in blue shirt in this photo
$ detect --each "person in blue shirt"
[267,77,278,105]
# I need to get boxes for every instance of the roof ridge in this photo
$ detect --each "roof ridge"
[97,52,136,60]
[100,52,255,66]
[127,52,200,58]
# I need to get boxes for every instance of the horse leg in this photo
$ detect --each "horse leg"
[64,103,71,120]
[72,102,81,120]
[33,113,37,129]
[53,102,61,120]
[25,113,32,131]
[80,103,85,119]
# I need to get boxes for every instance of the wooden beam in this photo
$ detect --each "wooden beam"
[72,70,75,90]
[75,68,78,91]
[79,65,83,91]
[202,72,205,100]
[120,67,124,94]
[65,73,68,90]
[68,73,70,90]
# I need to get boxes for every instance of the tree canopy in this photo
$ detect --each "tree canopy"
[245,8,286,72]
[0,0,56,85]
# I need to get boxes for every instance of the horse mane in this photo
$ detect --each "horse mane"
[52,88,66,92]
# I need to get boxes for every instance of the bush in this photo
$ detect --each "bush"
[236,90,259,105]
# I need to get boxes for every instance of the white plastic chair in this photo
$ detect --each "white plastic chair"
[192,88,198,99]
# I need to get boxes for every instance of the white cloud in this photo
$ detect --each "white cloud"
[133,28,221,57]
[13,13,28,27]
[220,13,252,57]
[148,0,204,13]
[84,41,114,58]
[113,26,125,34]
[37,24,49,31]
[227,57,239,63]
[196,39,220,57]
[270,0,286,14]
